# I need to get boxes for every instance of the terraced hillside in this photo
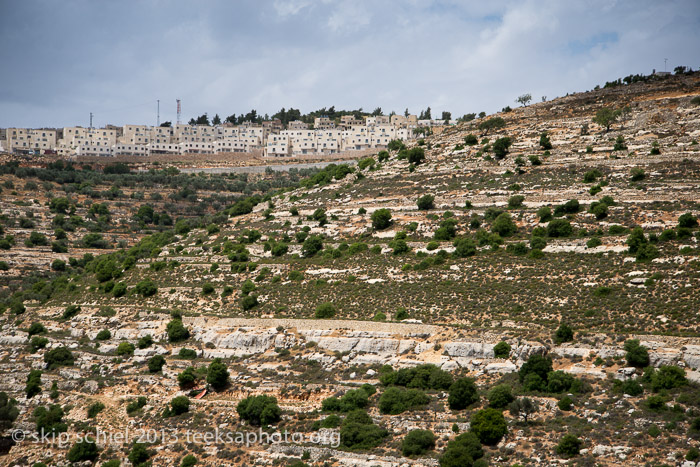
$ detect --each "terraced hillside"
[2,72,700,467]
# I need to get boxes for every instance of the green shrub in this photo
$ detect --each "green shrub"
[87,401,105,418]
[148,355,166,373]
[417,195,435,210]
[301,235,324,257]
[547,219,572,237]
[62,304,80,320]
[177,367,197,388]
[237,395,281,425]
[558,396,573,411]
[96,329,111,341]
[168,396,190,416]
[27,322,47,337]
[556,434,582,458]
[25,370,42,398]
[116,342,135,356]
[167,319,190,342]
[371,209,392,230]
[44,347,75,369]
[67,438,99,463]
[624,339,649,367]
[493,341,511,358]
[34,404,67,434]
[554,323,574,344]
[134,279,157,297]
[488,384,514,408]
[470,408,507,445]
[537,206,552,223]
[678,212,698,228]
[379,387,430,414]
[402,429,436,456]
[128,443,151,466]
[315,302,336,319]
[181,454,197,467]
[650,365,686,391]
[448,378,479,410]
[207,358,229,390]
[491,212,517,237]
[630,167,645,181]
[339,409,388,450]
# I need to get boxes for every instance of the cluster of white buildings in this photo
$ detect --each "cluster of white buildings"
[0,113,453,158]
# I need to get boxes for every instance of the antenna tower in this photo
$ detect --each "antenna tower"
[176,99,181,125]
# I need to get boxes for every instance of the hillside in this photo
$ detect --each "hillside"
[1,72,700,466]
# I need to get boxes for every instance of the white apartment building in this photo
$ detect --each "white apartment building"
[5,128,58,153]
[4,113,417,158]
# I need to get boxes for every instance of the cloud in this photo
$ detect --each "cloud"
[0,0,698,128]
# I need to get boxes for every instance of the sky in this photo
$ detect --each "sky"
[0,0,698,129]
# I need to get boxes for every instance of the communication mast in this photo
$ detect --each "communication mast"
[157,100,160,126]
[176,99,181,125]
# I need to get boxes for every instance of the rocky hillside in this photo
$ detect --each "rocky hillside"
[1,72,700,467]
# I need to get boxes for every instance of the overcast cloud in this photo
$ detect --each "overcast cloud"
[0,0,698,128]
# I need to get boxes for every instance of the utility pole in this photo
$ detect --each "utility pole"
[664,58,668,72]
[157,100,160,126]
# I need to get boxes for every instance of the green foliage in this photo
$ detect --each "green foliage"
[537,206,552,222]
[168,396,190,416]
[34,404,67,434]
[339,409,389,450]
[237,395,281,425]
[177,367,197,388]
[492,137,513,159]
[322,387,370,413]
[134,279,157,297]
[592,107,619,131]
[554,323,574,344]
[439,432,484,467]
[540,132,552,150]
[508,397,538,422]
[207,358,229,390]
[556,434,582,458]
[87,401,105,418]
[488,384,514,408]
[378,387,430,414]
[167,319,190,342]
[137,335,153,349]
[519,354,553,384]
[624,339,650,367]
[417,194,435,210]
[148,355,166,373]
[181,454,197,467]
[558,396,574,411]
[453,237,477,257]
[547,219,572,237]
[491,212,517,236]
[448,378,479,410]
[630,167,645,181]
[407,147,426,165]
[301,235,324,257]
[402,429,436,456]
[478,117,506,133]
[613,135,627,151]
[44,347,75,369]
[650,365,686,391]
[62,304,80,320]
[371,208,392,230]
[315,302,336,319]
[128,443,151,466]
[67,438,99,463]
[380,364,453,390]
[126,397,147,416]
[508,195,525,208]
[116,341,135,356]
[493,341,511,358]
[678,212,698,228]
[0,392,19,429]
[27,322,47,337]
[26,369,42,398]
[470,408,507,445]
